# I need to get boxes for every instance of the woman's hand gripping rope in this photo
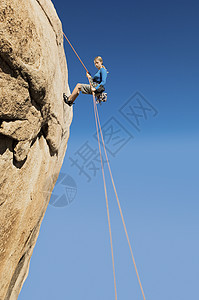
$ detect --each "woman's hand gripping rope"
[86,72,96,92]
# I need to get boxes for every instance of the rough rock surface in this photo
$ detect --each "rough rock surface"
[0,0,72,299]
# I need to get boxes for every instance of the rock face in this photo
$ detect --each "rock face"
[0,0,72,299]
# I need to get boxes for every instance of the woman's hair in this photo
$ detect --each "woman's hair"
[94,56,109,73]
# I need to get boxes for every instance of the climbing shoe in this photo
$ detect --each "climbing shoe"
[63,93,74,106]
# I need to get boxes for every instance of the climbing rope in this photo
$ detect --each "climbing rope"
[90,76,118,300]
[63,31,146,300]
[63,32,89,73]
[93,96,146,300]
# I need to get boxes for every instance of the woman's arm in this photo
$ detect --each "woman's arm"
[95,68,107,90]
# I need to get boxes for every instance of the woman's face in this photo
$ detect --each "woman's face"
[94,59,102,69]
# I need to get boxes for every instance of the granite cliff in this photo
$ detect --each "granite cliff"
[0,0,72,298]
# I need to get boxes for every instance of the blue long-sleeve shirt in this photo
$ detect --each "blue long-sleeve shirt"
[92,68,107,90]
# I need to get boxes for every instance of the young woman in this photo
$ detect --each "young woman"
[63,56,108,106]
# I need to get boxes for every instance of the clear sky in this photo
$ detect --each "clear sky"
[19,0,199,299]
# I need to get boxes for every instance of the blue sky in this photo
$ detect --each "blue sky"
[19,0,199,299]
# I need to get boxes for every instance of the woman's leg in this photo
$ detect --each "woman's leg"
[68,83,82,103]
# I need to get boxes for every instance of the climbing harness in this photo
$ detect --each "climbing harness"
[63,31,146,300]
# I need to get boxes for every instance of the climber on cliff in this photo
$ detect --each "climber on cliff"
[63,56,108,106]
